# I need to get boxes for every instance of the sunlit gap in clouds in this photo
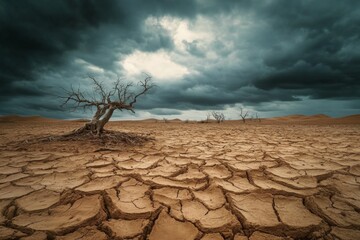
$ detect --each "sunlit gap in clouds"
[121,50,189,82]
[120,15,215,83]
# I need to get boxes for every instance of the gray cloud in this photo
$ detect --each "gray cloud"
[148,108,182,116]
[0,0,359,118]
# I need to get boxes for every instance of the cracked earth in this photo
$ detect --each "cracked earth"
[0,120,359,239]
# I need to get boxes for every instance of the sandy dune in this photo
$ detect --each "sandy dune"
[267,114,360,125]
[0,117,359,239]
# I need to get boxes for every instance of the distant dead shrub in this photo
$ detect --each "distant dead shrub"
[212,111,225,123]
[239,107,249,123]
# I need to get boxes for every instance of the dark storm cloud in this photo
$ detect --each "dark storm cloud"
[0,0,195,98]
[0,0,113,92]
[251,1,360,99]
[183,40,205,57]
[0,0,359,118]
[148,108,182,115]
[141,0,360,111]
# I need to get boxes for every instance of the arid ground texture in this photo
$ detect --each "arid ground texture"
[0,115,360,240]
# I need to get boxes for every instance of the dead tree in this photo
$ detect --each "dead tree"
[212,111,225,123]
[255,112,261,122]
[239,108,249,123]
[206,112,211,123]
[62,75,154,136]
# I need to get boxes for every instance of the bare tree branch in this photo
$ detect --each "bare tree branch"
[212,111,225,123]
[239,107,249,123]
[129,75,154,107]
[61,75,154,135]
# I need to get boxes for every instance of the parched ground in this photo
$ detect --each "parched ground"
[0,119,359,240]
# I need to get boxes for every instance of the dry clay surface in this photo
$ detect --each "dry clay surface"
[0,121,360,239]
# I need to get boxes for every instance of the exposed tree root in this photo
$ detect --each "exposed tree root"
[59,129,154,145]
[9,128,154,149]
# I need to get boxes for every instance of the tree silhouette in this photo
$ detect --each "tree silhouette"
[62,75,154,136]
[212,111,225,123]
[239,107,249,123]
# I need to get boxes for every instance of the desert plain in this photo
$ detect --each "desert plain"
[0,115,360,240]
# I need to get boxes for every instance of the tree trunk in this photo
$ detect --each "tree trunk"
[91,106,106,124]
[95,107,115,135]
[78,107,115,136]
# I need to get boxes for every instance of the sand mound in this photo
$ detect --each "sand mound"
[310,114,330,118]
[269,114,307,121]
[140,118,158,122]
[337,114,360,123]
[265,114,360,124]
[0,115,59,123]
[168,118,182,122]
[70,118,90,122]
[269,114,331,121]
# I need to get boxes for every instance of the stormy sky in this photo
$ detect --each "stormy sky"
[1,0,359,120]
